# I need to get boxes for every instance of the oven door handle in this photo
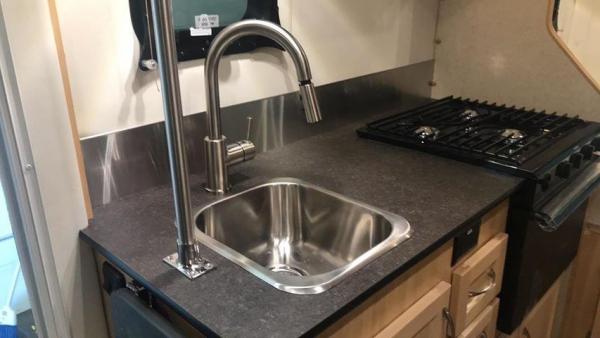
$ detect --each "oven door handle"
[535,160,600,232]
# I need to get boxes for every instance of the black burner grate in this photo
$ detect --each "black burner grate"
[360,97,586,168]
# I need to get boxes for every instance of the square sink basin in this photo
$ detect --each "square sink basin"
[194,178,411,294]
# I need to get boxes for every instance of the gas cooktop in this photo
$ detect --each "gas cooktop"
[357,96,600,178]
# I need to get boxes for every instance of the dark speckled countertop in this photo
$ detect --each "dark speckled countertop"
[80,111,522,338]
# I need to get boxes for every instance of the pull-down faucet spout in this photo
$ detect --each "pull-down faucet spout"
[204,20,322,193]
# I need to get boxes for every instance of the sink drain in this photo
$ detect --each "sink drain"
[268,264,307,277]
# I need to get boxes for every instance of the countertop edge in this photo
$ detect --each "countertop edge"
[79,231,221,337]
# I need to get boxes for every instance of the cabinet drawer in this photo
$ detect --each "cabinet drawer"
[451,233,508,333]
[375,281,451,338]
[457,298,499,338]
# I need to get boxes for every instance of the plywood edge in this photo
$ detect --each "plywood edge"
[545,0,600,95]
[47,0,93,219]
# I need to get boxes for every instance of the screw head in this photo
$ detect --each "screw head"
[140,59,157,71]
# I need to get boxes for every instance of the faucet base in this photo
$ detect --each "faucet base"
[163,252,215,279]
[204,136,230,194]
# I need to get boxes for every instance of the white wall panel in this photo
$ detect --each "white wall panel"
[0,1,107,337]
[55,0,440,137]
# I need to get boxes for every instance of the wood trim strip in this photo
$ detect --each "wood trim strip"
[46,0,93,219]
[592,298,600,338]
[545,0,600,95]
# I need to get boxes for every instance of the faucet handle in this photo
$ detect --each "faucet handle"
[245,116,254,140]
[226,116,256,166]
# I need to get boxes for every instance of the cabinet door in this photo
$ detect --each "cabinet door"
[558,225,600,338]
[375,281,451,338]
[516,280,560,338]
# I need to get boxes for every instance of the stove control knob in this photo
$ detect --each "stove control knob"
[581,145,595,160]
[539,173,552,191]
[592,137,600,149]
[570,153,584,169]
[556,162,572,179]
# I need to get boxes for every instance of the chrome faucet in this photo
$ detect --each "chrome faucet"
[204,20,323,193]
[149,2,321,279]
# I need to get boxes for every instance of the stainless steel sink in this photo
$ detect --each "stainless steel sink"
[194,178,411,294]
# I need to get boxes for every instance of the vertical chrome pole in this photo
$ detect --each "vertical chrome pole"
[149,0,213,278]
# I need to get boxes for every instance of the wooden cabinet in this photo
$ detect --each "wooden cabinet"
[592,299,600,338]
[457,298,499,338]
[448,201,508,338]
[375,282,451,338]
[323,200,510,338]
[505,279,561,338]
[558,223,600,338]
[320,243,453,337]
[450,233,508,334]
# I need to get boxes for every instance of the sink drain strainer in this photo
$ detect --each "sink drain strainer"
[268,264,307,277]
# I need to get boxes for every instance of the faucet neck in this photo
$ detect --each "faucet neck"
[204,20,313,140]
[203,20,321,194]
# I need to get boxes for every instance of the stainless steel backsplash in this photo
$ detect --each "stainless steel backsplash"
[81,61,434,207]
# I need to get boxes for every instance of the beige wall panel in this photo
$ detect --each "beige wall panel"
[556,0,600,83]
[432,0,600,122]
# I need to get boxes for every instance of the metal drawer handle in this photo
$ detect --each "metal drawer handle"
[468,269,497,297]
[443,307,456,338]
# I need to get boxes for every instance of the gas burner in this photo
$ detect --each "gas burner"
[461,109,480,121]
[414,126,440,140]
[360,96,589,169]
[501,129,526,143]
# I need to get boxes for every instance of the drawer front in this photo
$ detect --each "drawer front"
[458,298,499,338]
[451,233,508,333]
[375,281,451,338]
